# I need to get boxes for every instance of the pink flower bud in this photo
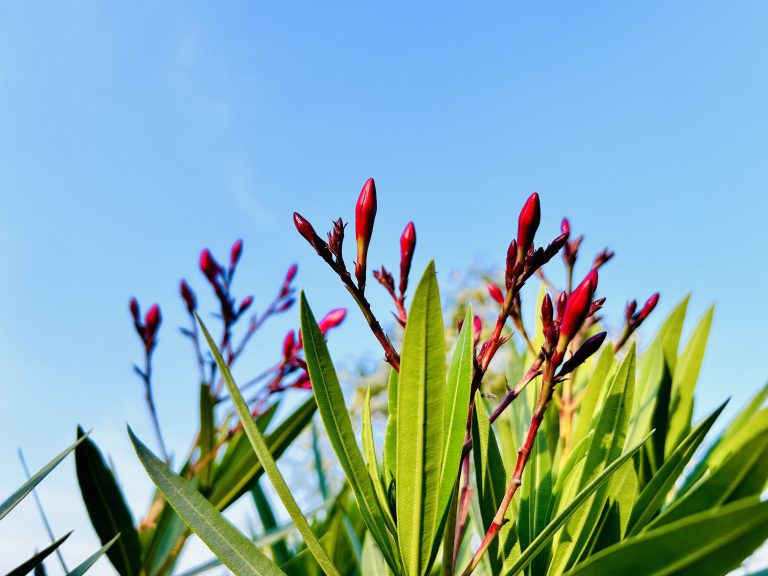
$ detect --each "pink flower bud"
[278,297,295,312]
[282,330,296,361]
[129,298,140,323]
[285,264,298,284]
[293,212,326,252]
[144,304,162,338]
[561,218,571,237]
[200,249,222,283]
[559,272,596,346]
[290,372,312,390]
[399,221,416,295]
[355,178,377,288]
[318,308,347,333]
[636,293,659,322]
[557,291,567,322]
[180,280,196,313]
[473,315,483,347]
[230,239,244,270]
[505,239,518,287]
[487,282,504,304]
[239,296,254,315]
[517,192,541,260]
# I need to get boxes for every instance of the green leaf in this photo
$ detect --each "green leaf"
[198,315,340,576]
[7,532,72,576]
[251,481,291,565]
[564,498,768,576]
[129,427,285,576]
[472,392,515,574]
[439,306,474,516]
[550,346,636,575]
[1,435,87,521]
[383,368,399,486]
[573,348,615,451]
[311,421,328,500]
[396,261,447,575]
[74,427,141,576]
[208,396,316,510]
[505,432,652,576]
[198,383,216,493]
[627,401,725,535]
[362,386,397,533]
[66,534,120,576]
[299,293,400,572]
[665,307,714,456]
[362,532,388,576]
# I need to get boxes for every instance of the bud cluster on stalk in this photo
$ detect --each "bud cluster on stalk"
[129,298,162,354]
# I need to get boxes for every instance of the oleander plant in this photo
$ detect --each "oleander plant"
[89,179,768,575]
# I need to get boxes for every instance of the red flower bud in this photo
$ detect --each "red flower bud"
[282,330,296,362]
[278,297,295,312]
[239,296,254,315]
[487,282,504,304]
[558,272,596,347]
[293,212,326,252]
[355,178,377,289]
[200,249,222,283]
[290,372,312,390]
[318,308,347,333]
[557,291,567,322]
[541,293,553,330]
[180,280,196,313]
[561,218,570,237]
[144,304,162,338]
[230,239,244,270]
[559,332,607,376]
[625,299,637,322]
[129,298,140,323]
[517,192,541,261]
[592,248,614,269]
[636,293,659,322]
[505,239,518,287]
[399,221,416,295]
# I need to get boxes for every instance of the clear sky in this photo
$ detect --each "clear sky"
[1,1,767,573]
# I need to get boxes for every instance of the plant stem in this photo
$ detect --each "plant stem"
[143,350,169,462]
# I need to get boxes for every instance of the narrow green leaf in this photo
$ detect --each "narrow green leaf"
[299,293,400,572]
[198,383,216,493]
[251,481,291,565]
[439,306,474,515]
[74,427,141,576]
[471,392,512,574]
[362,532,389,576]
[362,385,397,534]
[396,261,447,575]
[505,432,652,576]
[665,307,714,456]
[383,368,399,486]
[310,421,328,500]
[129,427,285,576]
[198,315,340,576]
[627,401,725,535]
[1,435,87,521]
[565,498,768,576]
[66,534,120,576]
[7,533,72,576]
[573,348,615,451]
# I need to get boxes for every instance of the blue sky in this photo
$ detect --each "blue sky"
[1,1,767,572]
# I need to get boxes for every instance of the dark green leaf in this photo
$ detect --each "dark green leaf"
[66,534,120,576]
[7,533,72,576]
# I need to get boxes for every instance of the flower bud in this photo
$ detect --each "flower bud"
[399,221,416,295]
[517,192,541,261]
[557,291,567,322]
[558,332,607,376]
[541,293,553,330]
[129,298,140,324]
[318,308,347,333]
[282,330,296,362]
[293,212,327,252]
[487,282,504,305]
[625,299,637,322]
[145,304,162,338]
[200,249,222,283]
[230,239,244,270]
[290,372,312,390]
[472,315,483,346]
[636,293,659,322]
[285,264,298,284]
[180,280,196,313]
[278,298,295,312]
[239,296,254,315]
[355,178,377,288]
[592,248,614,269]
[558,272,596,347]
[561,218,571,237]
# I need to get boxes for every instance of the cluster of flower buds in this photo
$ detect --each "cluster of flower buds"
[615,292,660,351]
[129,298,162,354]
[503,193,569,293]
[537,269,607,378]
[561,218,582,270]
[197,242,256,327]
